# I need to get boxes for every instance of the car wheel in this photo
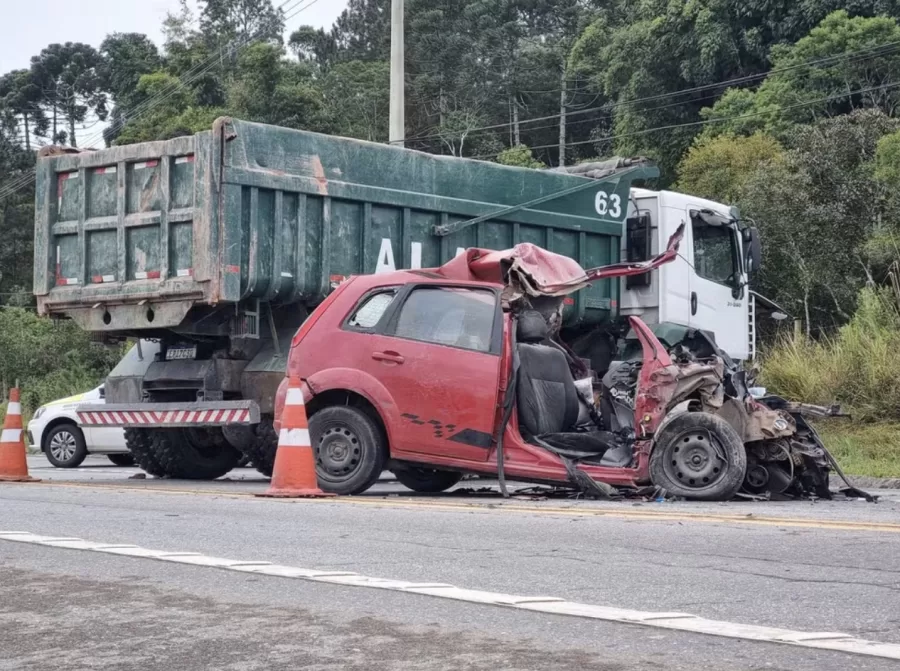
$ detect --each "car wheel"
[649,411,747,501]
[393,467,463,493]
[107,453,135,467]
[44,424,88,468]
[310,406,386,495]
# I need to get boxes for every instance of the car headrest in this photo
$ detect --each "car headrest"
[517,310,549,343]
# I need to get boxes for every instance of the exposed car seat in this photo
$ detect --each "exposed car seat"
[515,311,614,459]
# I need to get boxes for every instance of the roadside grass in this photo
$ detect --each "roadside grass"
[816,421,900,478]
[761,289,900,424]
[761,288,900,478]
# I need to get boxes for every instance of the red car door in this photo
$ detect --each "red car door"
[363,284,503,463]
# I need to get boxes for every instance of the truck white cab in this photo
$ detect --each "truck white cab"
[621,188,763,362]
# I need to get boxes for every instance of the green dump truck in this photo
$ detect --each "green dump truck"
[32,117,663,479]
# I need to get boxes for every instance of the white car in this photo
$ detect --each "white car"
[28,385,133,468]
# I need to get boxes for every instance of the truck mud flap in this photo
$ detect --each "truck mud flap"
[77,402,260,428]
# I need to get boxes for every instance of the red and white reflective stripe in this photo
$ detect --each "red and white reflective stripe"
[92,275,116,283]
[94,166,117,175]
[134,270,162,280]
[133,160,159,170]
[176,268,193,277]
[278,428,310,447]
[175,155,195,164]
[79,409,251,425]
[57,277,80,286]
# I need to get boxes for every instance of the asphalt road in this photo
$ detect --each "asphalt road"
[2,456,900,670]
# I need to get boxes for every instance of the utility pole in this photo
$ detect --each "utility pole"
[389,0,405,146]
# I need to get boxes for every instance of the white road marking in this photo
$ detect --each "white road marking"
[1,530,898,661]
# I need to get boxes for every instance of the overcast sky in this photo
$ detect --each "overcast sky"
[0,0,349,73]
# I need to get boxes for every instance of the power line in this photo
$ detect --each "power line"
[398,39,900,146]
[472,80,900,159]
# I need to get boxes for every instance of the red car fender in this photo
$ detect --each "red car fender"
[301,368,402,449]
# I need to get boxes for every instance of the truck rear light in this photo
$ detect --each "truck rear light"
[290,276,357,349]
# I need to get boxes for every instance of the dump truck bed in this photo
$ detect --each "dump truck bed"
[34,118,657,332]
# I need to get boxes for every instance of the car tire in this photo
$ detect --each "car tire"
[393,467,463,493]
[310,406,386,495]
[107,453,136,467]
[125,428,168,477]
[148,428,242,480]
[43,424,88,468]
[649,411,747,501]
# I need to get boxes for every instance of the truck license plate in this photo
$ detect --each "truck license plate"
[166,346,197,361]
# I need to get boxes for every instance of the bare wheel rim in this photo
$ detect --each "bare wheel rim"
[662,429,728,490]
[317,426,363,480]
[49,431,78,461]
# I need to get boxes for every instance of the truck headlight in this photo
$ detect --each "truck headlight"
[33,406,46,420]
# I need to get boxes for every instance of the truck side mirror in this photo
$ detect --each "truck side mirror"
[745,227,761,277]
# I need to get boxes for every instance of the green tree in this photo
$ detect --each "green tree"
[226,43,324,130]
[496,144,546,169]
[330,0,391,62]
[0,307,124,410]
[875,128,900,188]
[289,25,337,67]
[703,12,900,139]
[113,72,224,145]
[199,0,285,45]
[675,133,784,203]
[30,42,108,147]
[0,70,48,151]
[741,109,900,333]
[322,60,389,141]
[99,33,163,146]
[571,2,900,181]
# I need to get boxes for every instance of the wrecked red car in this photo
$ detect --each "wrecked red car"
[275,228,871,501]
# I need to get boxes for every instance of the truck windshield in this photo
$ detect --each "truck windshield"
[692,213,739,286]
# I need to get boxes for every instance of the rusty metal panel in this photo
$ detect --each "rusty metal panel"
[126,160,162,213]
[127,226,161,280]
[87,230,117,284]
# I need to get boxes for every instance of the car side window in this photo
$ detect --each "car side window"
[393,287,496,353]
[346,290,397,330]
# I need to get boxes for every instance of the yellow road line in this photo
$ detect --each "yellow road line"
[5,479,899,534]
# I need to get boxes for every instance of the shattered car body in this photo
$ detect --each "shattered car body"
[280,226,872,501]
[484,233,870,501]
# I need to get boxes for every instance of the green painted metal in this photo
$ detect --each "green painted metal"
[33,118,659,332]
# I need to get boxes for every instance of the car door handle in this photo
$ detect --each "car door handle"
[372,351,405,364]
[691,291,698,316]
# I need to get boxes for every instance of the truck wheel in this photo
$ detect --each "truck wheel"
[107,453,135,467]
[649,412,747,501]
[310,406,386,495]
[43,424,88,468]
[148,428,242,480]
[246,417,278,477]
[125,428,168,477]
[393,468,463,493]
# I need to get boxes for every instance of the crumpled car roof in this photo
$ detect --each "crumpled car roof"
[437,224,685,297]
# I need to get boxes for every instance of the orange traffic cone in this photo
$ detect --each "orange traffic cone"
[0,389,39,483]
[258,377,333,498]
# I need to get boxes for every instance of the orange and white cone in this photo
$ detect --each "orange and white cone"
[0,389,39,483]
[258,377,333,498]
